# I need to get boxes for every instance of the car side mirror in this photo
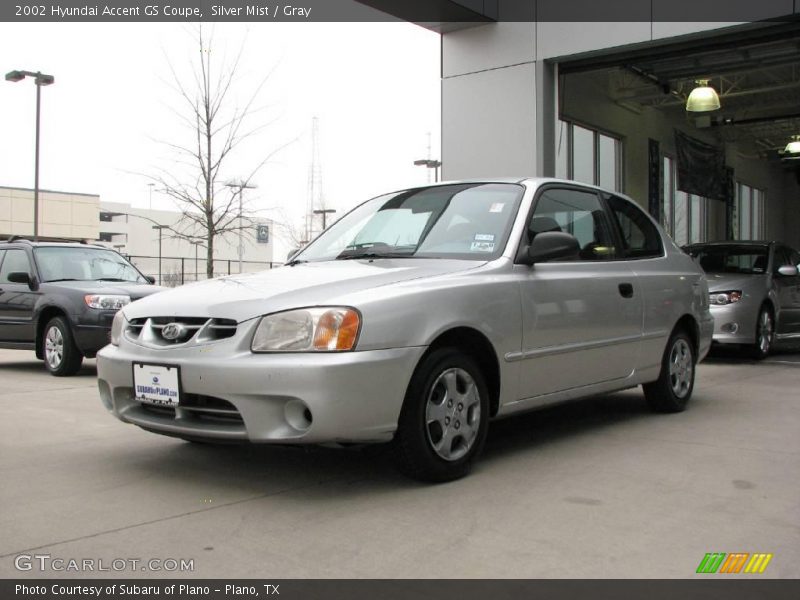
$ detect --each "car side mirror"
[145,275,157,284]
[519,232,581,265]
[777,265,799,277]
[286,248,301,261]
[8,271,39,290]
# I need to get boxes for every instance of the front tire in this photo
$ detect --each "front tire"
[393,348,489,482]
[43,316,83,376]
[749,306,773,360]
[643,329,695,413]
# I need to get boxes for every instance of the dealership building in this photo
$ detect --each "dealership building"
[362,1,800,249]
[0,185,275,283]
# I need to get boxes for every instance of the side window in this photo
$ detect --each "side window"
[528,188,616,260]
[607,196,664,259]
[0,249,31,283]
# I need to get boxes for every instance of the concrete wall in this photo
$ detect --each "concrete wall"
[0,186,99,241]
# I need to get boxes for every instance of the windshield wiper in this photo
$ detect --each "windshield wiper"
[95,277,130,282]
[285,258,308,267]
[46,278,81,282]
[336,250,416,260]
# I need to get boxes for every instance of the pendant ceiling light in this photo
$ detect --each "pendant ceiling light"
[784,135,800,154]
[686,79,721,112]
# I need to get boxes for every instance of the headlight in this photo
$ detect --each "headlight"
[251,307,361,352]
[84,294,130,310]
[110,311,127,346]
[709,291,742,305]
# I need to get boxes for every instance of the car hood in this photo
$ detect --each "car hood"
[705,273,765,293]
[45,280,164,300]
[123,259,485,322]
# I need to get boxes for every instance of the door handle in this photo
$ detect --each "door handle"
[618,283,634,298]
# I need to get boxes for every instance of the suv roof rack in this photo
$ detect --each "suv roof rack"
[4,236,93,245]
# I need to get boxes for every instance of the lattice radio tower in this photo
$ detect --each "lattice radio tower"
[305,117,325,242]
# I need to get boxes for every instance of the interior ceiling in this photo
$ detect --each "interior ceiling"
[593,35,800,159]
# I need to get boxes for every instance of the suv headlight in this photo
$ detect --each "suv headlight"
[110,311,127,346]
[251,307,361,352]
[85,294,130,310]
[709,291,742,305]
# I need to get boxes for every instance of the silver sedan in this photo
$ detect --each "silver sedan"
[686,241,800,358]
[97,178,713,481]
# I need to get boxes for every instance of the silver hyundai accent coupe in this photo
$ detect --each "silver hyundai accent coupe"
[97,178,713,481]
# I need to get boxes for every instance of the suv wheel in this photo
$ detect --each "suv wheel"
[43,316,83,376]
[393,348,489,482]
[643,329,695,413]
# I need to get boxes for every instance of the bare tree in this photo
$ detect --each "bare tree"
[150,26,291,278]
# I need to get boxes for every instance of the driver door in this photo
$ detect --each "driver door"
[514,186,643,400]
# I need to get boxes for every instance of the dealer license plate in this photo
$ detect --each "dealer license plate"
[133,363,181,407]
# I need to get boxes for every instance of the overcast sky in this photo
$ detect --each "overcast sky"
[0,21,441,256]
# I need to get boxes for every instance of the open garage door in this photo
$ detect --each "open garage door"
[554,23,800,249]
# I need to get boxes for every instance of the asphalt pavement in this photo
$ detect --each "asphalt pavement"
[0,348,798,578]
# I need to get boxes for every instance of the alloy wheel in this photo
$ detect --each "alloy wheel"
[45,325,64,370]
[668,338,693,399]
[758,310,773,355]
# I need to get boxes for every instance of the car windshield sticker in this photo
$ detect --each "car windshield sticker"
[474,233,495,242]
[470,241,495,252]
[489,203,505,213]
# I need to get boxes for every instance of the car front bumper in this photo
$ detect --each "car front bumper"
[96,342,426,445]
[709,302,758,345]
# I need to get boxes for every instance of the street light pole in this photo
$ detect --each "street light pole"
[152,225,169,285]
[190,240,203,282]
[413,158,442,183]
[6,69,55,241]
[313,208,337,231]
[225,180,257,274]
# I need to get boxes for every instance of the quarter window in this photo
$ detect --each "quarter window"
[528,188,616,261]
[607,196,663,259]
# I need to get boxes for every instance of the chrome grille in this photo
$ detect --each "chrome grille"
[125,317,238,345]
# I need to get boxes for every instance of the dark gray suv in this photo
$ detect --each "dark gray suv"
[0,239,162,375]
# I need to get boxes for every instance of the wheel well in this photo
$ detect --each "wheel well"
[424,327,501,417]
[674,314,700,357]
[35,307,67,359]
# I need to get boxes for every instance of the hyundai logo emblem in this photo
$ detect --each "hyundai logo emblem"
[161,322,186,341]
[152,376,159,384]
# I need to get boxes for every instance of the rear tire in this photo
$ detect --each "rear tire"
[393,348,489,482]
[643,329,695,413]
[748,306,773,360]
[42,316,83,377]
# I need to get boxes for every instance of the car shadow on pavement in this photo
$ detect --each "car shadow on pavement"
[118,390,657,495]
[480,391,652,466]
[0,358,97,376]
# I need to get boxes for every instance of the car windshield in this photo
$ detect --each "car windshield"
[294,183,524,262]
[688,245,769,274]
[34,247,147,283]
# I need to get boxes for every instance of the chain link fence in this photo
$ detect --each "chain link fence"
[125,255,281,287]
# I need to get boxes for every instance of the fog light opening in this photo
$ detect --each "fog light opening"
[721,322,739,334]
[284,399,313,432]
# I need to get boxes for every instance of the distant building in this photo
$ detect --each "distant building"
[0,186,99,241]
[0,186,275,284]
